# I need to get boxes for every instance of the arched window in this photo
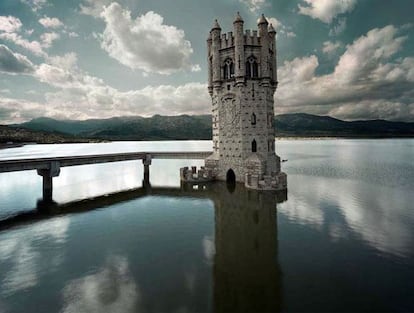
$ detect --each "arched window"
[246,56,258,78]
[223,58,234,80]
[252,139,257,152]
[251,113,256,125]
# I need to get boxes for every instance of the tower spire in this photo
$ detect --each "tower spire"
[258,14,268,25]
[234,11,244,24]
[212,19,221,30]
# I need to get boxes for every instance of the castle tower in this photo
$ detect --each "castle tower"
[205,13,287,190]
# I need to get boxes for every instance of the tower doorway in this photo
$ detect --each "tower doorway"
[226,169,236,183]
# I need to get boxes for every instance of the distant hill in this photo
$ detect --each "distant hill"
[10,113,414,141]
[274,113,414,137]
[15,115,212,140]
[0,124,97,145]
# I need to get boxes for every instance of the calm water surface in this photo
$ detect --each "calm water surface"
[0,139,413,312]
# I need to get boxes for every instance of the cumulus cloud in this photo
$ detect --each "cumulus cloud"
[0,16,22,33]
[47,52,78,70]
[239,0,268,13]
[0,31,45,56]
[276,25,414,121]
[298,0,357,23]
[38,16,64,29]
[0,47,210,123]
[0,96,49,123]
[0,15,60,57]
[0,44,35,74]
[99,3,197,75]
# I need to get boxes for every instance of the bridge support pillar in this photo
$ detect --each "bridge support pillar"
[142,154,152,187]
[37,161,60,202]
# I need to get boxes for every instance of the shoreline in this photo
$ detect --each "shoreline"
[1,136,414,150]
[0,143,26,150]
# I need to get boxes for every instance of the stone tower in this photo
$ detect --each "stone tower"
[204,13,287,190]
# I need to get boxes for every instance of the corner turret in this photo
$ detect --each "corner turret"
[258,14,270,81]
[211,19,222,85]
[233,12,245,83]
[268,24,277,84]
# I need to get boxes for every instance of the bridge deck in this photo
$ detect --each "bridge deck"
[0,151,212,173]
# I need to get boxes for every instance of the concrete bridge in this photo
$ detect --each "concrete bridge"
[0,151,211,202]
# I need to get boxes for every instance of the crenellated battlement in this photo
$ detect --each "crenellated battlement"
[207,12,277,87]
[217,29,268,48]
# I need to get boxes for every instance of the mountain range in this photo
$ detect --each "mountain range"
[2,113,413,143]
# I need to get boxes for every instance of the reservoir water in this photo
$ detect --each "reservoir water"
[0,139,413,312]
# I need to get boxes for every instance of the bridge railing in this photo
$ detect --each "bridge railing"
[0,151,212,202]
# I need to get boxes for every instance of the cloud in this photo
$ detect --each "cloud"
[67,32,79,38]
[38,16,78,39]
[0,15,58,57]
[322,41,341,54]
[0,32,45,56]
[62,256,140,313]
[239,0,268,13]
[0,44,35,74]
[47,52,78,70]
[334,25,406,82]
[279,174,414,257]
[99,3,197,75]
[276,25,414,121]
[40,32,60,48]
[0,217,69,295]
[0,96,48,123]
[0,47,209,123]
[329,17,347,36]
[202,236,215,264]
[79,0,113,18]
[298,0,357,23]
[267,17,296,38]
[0,16,22,33]
[20,0,47,12]
[38,16,64,29]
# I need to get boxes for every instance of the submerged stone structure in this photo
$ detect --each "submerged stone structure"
[182,13,287,190]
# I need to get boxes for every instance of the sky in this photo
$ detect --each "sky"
[0,0,413,123]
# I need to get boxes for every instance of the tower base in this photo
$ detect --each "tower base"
[180,153,288,191]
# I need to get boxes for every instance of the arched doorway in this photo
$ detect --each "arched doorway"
[226,169,236,183]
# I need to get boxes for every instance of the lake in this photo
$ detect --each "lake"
[0,139,413,312]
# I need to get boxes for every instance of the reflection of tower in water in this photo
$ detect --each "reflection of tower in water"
[212,183,286,312]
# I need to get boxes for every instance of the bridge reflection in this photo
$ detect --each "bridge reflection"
[0,182,287,313]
